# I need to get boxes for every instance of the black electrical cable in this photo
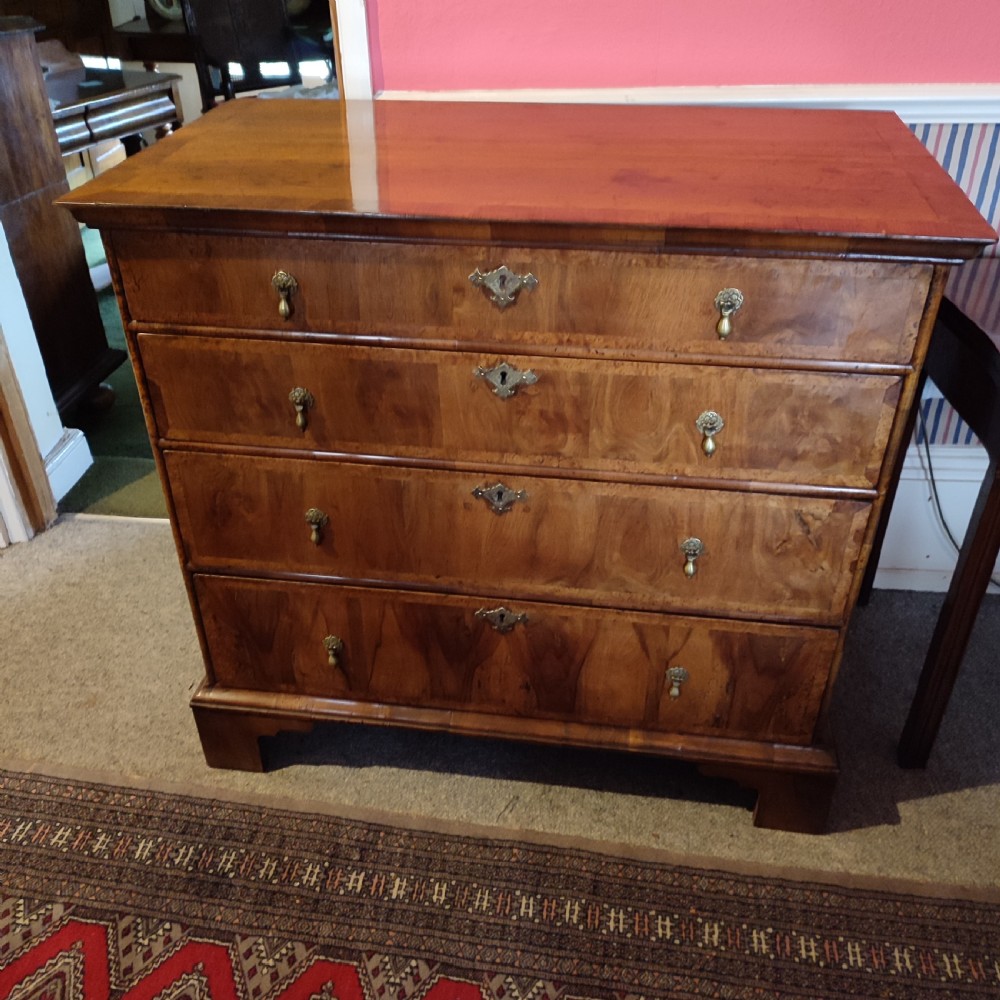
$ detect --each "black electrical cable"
[915,405,1000,589]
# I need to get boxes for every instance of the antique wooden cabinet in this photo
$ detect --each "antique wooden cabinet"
[0,17,124,415]
[59,100,994,831]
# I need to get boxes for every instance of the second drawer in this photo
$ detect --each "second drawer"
[140,334,902,489]
[166,451,871,624]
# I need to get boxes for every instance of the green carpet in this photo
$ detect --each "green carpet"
[59,230,168,518]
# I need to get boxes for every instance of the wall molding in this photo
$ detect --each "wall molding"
[44,428,92,505]
[334,0,374,101]
[375,84,1000,123]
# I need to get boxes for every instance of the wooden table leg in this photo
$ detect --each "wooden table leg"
[898,457,1000,767]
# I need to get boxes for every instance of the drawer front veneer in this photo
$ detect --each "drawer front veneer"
[141,334,902,489]
[195,575,837,745]
[115,233,931,365]
[166,451,871,624]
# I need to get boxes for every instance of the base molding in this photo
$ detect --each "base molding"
[45,428,93,503]
[190,682,840,832]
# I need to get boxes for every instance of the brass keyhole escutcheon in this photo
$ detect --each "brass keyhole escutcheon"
[469,265,539,310]
[323,634,344,666]
[472,482,528,514]
[272,270,298,319]
[305,507,329,545]
[714,288,744,340]
[680,537,705,578]
[695,410,725,457]
[289,387,315,431]
[666,666,689,699]
[476,606,528,634]
[474,360,539,399]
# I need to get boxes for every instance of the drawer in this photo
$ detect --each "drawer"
[194,575,837,745]
[113,232,931,365]
[166,452,871,624]
[141,334,902,490]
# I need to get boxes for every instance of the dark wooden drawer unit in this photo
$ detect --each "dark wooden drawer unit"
[59,99,995,832]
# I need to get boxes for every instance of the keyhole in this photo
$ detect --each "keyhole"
[496,612,507,627]
[495,489,504,503]
[499,370,508,386]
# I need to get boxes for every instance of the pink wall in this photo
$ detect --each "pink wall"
[367,0,1000,94]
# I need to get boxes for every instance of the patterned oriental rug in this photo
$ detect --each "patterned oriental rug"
[1,768,1000,1000]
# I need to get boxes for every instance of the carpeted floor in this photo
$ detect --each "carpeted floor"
[1,515,999,892]
[3,766,999,999]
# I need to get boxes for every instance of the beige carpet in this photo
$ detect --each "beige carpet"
[2,514,998,888]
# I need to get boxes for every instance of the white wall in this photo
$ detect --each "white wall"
[0,225,92,545]
[876,445,1000,593]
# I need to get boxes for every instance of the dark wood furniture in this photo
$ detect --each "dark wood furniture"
[117,0,332,114]
[897,297,1000,766]
[0,17,123,415]
[0,0,119,58]
[45,63,182,157]
[59,100,994,832]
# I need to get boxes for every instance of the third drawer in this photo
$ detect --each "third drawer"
[166,451,872,625]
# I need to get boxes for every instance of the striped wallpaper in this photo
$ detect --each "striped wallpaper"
[910,122,1000,444]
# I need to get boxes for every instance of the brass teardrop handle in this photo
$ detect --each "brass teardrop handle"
[714,288,744,340]
[289,387,315,431]
[305,507,329,545]
[323,634,344,666]
[695,410,724,457]
[476,606,528,634]
[272,270,298,319]
[469,265,538,310]
[680,537,705,578]
[474,360,539,399]
[666,666,689,698]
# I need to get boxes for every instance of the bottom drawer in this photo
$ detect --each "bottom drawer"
[195,575,838,746]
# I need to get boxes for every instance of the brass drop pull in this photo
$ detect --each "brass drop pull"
[680,537,705,578]
[474,360,539,399]
[323,634,344,666]
[476,606,528,634]
[666,666,689,698]
[305,507,329,545]
[469,264,538,310]
[714,288,744,340]
[272,270,298,319]
[289,387,315,431]
[472,482,528,514]
[695,410,725,457]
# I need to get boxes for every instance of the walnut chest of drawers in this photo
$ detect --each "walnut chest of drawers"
[60,100,994,832]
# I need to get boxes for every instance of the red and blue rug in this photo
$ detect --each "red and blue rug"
[1,767,999,999]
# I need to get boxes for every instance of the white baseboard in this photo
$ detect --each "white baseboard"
[45,428,93,503]
[375,84,1000,124]
[873,444,999,593]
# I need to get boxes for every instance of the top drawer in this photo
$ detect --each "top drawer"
[110,232,931,365]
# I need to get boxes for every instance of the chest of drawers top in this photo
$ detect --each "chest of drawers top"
[59,99,993,260]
